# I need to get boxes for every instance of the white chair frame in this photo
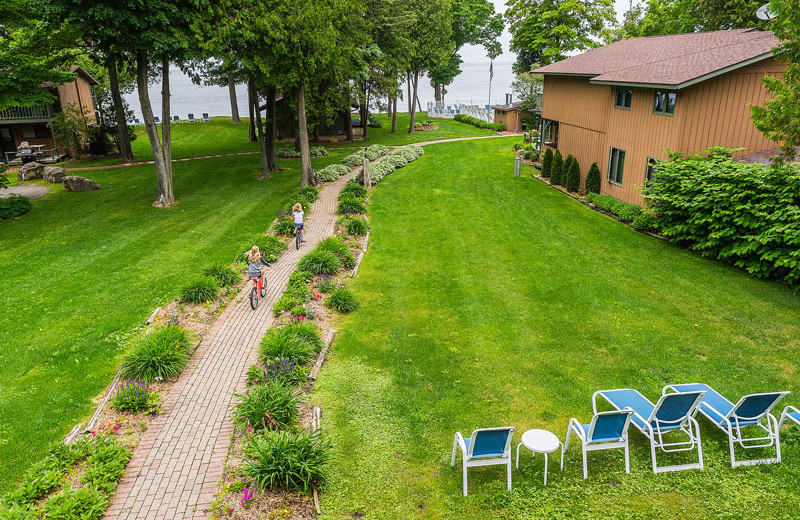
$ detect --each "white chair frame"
[451,427,515,496]
[561,410,634,479]
[780,406,800,429]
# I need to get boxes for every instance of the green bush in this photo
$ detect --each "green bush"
[120,327,191,382]
[271,216,296,237]
[233,379,302,431]
[340,183,367,201]
[259,323,323,364]
[298,249,342,275]
[338,214,369,236]
[632,211,658,232]
[180,276,218,303]
[110,381,151,413]
[453,113,506,131]
[585,192,597,204]
[559,155,574,187]
[41,485,107,520]
[203,263,239,287]
[550,150,563,186]
[0,194,32,220]
[585,162,601,194]
[314,275,337,293]
[338,197,366,215]
[590,194,643,222]
[275,146,327,158]
[317,163,350,181]
[80,437,131,493]
[368,115,383,128]
[591,194,621,212]
[567,157,581,193]
[316,237,355,269]
[242,429,331,493]
[325,287,358,313]
[541,147,553,178]
[615,203,643,223]
[247,356,307,387]
[295,185,319,204]
[644,150,800,285]
[252,234,289,262]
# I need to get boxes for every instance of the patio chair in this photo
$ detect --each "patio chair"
[561,409,634,479]
[134,118,141,124]
[780,406,800,429]
[188,113,196,124]
[154,116,160,124]
[451,427,515,496]
[594,388,705,473]
[202,113,210,122]
[665,383,789,467]
[173,115,180,123]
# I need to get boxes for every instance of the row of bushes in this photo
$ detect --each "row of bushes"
[585,192,657,231]
[275,146,327,159]
[0,435,131,520]
[540,147,595,194]
[453,113,506,132]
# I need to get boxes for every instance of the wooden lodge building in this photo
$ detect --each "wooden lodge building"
[0,65,98,163]
[533,29,784,205]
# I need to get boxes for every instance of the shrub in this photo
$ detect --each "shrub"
[295,185,319,203]
[632,211,658,232]
[615,203,643,223]
[242,429,330,493]
[80,437,131,493]
[0,194,32,220]
[314,275,337,293]
[567,157,581,193]
[338,214,368,236]
[316,237,355,268]
[120,327,191,382]
[591,194,621,212]
[255,234,289,261]
[317,163,350,181]
[259,323,323,364]
[452,114,506,131]
[233,379,302,431]
[541,147,553,178]
[585,162,601,194]
[297,249,342,275]
[247,356,307,387]
[203,263,239,287]
[41,485,108,520]
[273,294,302,314]
[180,277,218,303]
[325,287,358,313]
[110,381,151,413]
[340,183,367,201]
[275,146,327,158]
[550,150,563,186]
[558,155,573,187]
[368,115,382,128]
[585,192,597,204]
[271,216,296,237]
[338,197,366,215]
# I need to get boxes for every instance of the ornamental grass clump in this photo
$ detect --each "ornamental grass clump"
[338,197,367,215]
[317,237,355,269]
[234,379,302,431]
[314,275,337,293]
[259,323,323,364]
[340,183,367,201]
[295,185,319,203]
[338,215,369,236]
[204,263,239,287]
[180,277,218,303]
[241,429,331,493]
[120,327,191,382]
[271,216,296,237]
[326,287,359,313]
[298,249,342,275]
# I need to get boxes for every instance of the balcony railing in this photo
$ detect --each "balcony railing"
[0,105,53,121]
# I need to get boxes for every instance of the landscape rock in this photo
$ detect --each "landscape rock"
[63,176,100,192]
[42,166,67,184]
[17,162,44,181]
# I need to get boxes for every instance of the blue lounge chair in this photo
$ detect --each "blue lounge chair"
[665,383,789,467]
[202,113,210,123]
[188,113,196,124]
[594,388,705,473]
[172,115,180,123]
[561,409,634,479]
[451,427,514,496]
[780,406,800,429]
[154,116,160,124]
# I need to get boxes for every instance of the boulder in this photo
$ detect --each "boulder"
[17,161,44,181]
[42,166,67,184]
[63,176,100,192]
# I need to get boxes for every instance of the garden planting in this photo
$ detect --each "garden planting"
[453,113,507,132]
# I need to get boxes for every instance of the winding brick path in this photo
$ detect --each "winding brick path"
[104,172,351,520]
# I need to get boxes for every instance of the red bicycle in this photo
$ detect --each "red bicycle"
[250,271,268,310]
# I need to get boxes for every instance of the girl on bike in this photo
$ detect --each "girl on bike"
[292,203,306,242]
[246,246,271,289]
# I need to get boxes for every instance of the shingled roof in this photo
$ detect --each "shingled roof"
[532,29,779,89]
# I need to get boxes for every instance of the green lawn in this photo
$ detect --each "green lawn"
[314,137,800,519]
[0,149,350,492]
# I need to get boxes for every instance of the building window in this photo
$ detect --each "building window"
[608,147,626,185]
[21,126,36,138]
[614,87,632,109]
[653,91,676,115]
[645,157,661,182]
[542,119,559,147]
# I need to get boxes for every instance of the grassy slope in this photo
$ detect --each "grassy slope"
[0,148,349,492]
[314,138,800,519]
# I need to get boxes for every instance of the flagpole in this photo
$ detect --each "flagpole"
[487,60,493,122]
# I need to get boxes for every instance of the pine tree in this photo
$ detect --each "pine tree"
[559,154,574,187]
[567,157,581,192]
[550,149,563,185]
[541,147,553,178]
[585,162,601,193]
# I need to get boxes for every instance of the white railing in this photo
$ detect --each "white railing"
[0,105,52,121]
[427,101,493,122]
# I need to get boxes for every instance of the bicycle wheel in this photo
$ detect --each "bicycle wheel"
[296,231,301,250]
[260,280,267,298]
[250,287,258,310]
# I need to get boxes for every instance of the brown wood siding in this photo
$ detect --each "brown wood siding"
[56,75,97,124]
[542,76,609,131]
[493,109,522,132]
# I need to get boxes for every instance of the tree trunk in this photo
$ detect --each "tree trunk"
[386,95,392,119]
[297,81,313,186]
[360,82,369,140]
[228,75,241,124]
[408,71,419,134]
[391,95,397,134]
[252,84,269,179]
[136,50,171,207]
[161,54,173,205]
[107,54,134,162]
[247,77,256,142]
[344,108,353,141]
[362,155,371,189]
[265,84,278,171]
[407,73,412,114]
[434,83,443,103]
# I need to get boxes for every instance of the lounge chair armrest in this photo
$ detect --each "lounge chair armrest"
[454,432,468,456]
[567,418,585,441]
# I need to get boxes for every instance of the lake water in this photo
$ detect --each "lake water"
[122,61,517,121]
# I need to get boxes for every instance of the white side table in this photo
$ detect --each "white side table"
[516,429,563,485]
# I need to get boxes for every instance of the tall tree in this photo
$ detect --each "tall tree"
[429,0,503,104]
[505,0,615,73]
[751,0,800,161]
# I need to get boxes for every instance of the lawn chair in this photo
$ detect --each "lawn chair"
[780,406,800,429]
[594,388,705,473]
[561,409,634,479]
[665,383,789,467]
[154,116,160,124]
[172,115,180,123]
[202,113,210,123]
[188,113,196,124]
[451,427,514,496]
[134,118,141,124]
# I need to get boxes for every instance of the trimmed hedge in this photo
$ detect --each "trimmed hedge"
[541,147,553,178]
[453,113,506,132]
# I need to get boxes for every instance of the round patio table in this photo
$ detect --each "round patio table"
[516,429,562,485]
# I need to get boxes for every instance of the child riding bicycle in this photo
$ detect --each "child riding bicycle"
[246,246,271,288]
[292,203,306,242]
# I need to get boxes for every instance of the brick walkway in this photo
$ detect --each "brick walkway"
[104,171,351,520]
